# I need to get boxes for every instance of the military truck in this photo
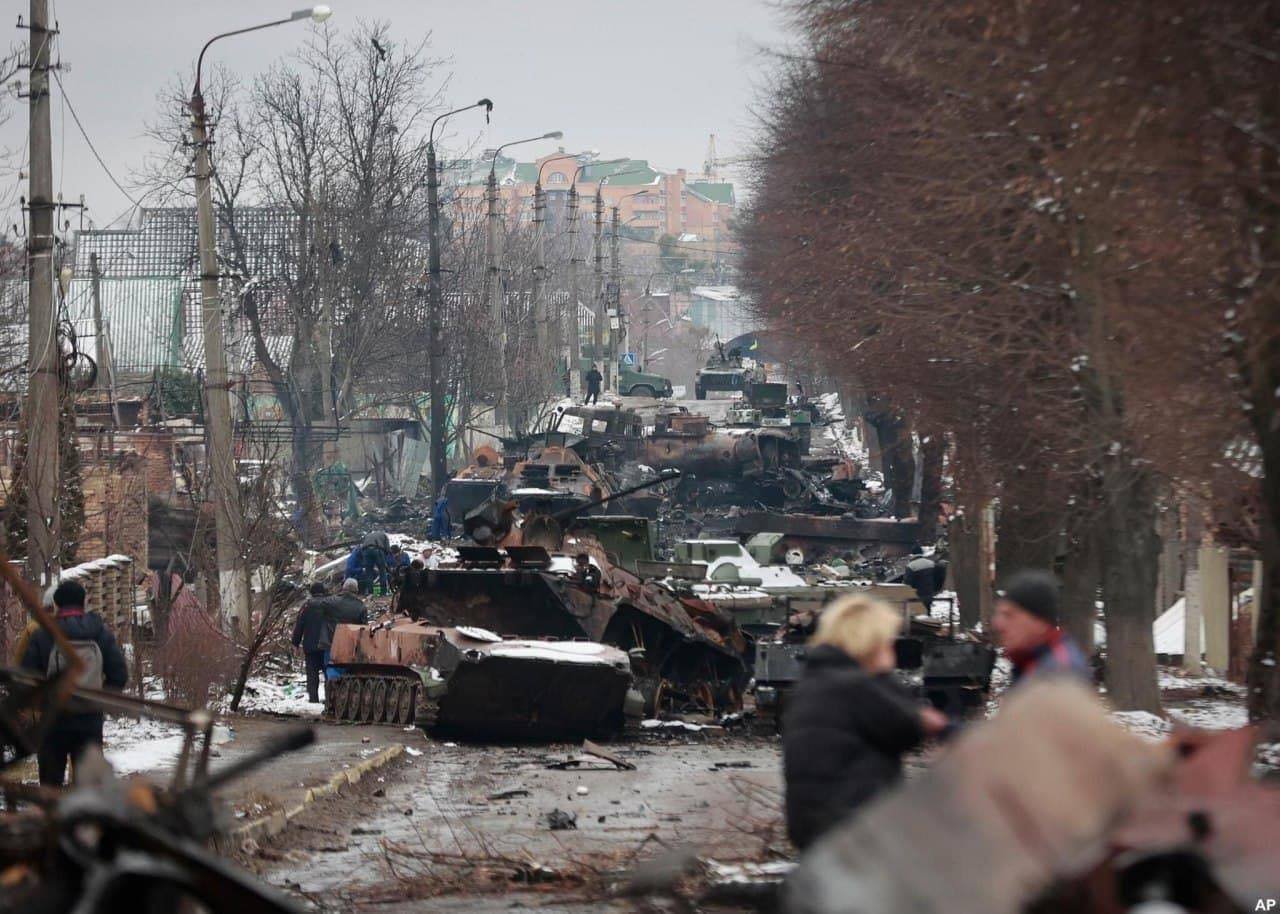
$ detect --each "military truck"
[617,363,673,398]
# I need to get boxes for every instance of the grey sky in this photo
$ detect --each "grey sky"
[2,0,787,230]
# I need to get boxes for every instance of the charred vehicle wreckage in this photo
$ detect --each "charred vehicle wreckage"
[325,472,751,736]
[325,380,995,739]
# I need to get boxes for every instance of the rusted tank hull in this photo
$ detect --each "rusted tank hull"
[398,562,750,717]
[326,621,634,738]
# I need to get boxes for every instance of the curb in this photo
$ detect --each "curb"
[219,744,405,850]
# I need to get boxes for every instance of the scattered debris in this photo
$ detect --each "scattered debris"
[545,808,578,831]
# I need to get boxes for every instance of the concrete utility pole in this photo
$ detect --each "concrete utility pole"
[189,6,332,627]
[566,185,581,398]
[609,205,622,370]
[532,181,547,357]
[485,170,508,426]
[191,83,249,630]
[484,131,559,428]
[26,0,60,585]
[592,192,606,390]
[426,98,492,496]
[88,253,121,428]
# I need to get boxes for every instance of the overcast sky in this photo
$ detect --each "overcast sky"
[1,0,789,230]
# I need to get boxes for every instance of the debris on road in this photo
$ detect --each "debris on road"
[545,808,578,831]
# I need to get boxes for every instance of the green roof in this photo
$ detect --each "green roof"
[576,159,660,186]
[687,181,735,205]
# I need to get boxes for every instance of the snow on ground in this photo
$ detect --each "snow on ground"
[103,715,233,776]
[228,674,324,718]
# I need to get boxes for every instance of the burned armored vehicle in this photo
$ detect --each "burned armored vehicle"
[325,622,634,737]
[400,473,751,716]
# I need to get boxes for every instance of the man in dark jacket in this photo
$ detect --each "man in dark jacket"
[359,530,391,594]
[21,580,128,786]
[903,549,948,611]
[291,583,330,703]
[993,569,1090,685]
[584,364,603,405]
[319,579,369,633]
[782,595,947,849]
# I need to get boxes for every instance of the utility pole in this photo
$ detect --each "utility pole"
[592,192,606,390]
[191,78,249,629]
[485,170,508,427]
[532,180,548,366]
[89,253,121,428]
[609,205,623,372]
[566,185,581,399]
[25,0,60,585]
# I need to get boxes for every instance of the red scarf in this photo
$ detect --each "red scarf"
[1007,627,1065,677]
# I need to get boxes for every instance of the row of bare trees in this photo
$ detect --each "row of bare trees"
[743,0,1278,717]
[135,22,607,541]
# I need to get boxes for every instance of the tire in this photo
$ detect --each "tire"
[631,384,656,398]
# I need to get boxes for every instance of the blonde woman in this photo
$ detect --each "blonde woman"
[782,595,948,849]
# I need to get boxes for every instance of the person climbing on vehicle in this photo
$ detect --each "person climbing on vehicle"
[291,582,331,704]
[21,580,128,786]
[992,569,1090,686]
[584,363,603,405]
[782,594,949,850]
[573,552,601,593]
[387,543,411,590]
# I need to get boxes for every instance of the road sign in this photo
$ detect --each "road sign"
[621,352,638,366]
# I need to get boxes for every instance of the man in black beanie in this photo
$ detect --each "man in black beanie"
[992,569,1089,685]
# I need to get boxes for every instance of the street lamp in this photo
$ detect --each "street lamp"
[425,98,493,497]
[484,131,562,426]
[189,6,332,630]
[607,189,653,368]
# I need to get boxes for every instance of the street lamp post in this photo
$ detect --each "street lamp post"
[486,132,561,428]
[426,98,493,497]
[190,5,332,629]
[566,160,624,398]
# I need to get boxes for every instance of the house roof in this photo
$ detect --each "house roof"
[687,181,735,205]
[576,159,661,186]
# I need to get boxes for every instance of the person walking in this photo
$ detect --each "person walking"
[992,569,1090,685]
[782,594,948,850]
[321,578,369,630]
[291,583,330,704]
[584,363,603,405]
[360,530,392,594]
[21,580,128,786]
[429,493,451,540]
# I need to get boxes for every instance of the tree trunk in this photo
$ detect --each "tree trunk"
[291,427,325,547]
[1059,518,1100,655]
[1099,463,1162,713]
[1248,445,1280,720]
[995,495,1060,585]
[917,432,945,543]
[949,509,988,630]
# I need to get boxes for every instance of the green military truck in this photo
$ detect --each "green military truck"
[617,362,673,398]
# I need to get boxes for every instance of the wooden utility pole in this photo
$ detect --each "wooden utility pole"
[609,205,623,369]
[26,0,60,584]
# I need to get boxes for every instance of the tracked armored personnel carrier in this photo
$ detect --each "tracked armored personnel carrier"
[405,471,751,716]
[325,621,634,737]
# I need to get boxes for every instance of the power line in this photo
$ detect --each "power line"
[50,67,142,209]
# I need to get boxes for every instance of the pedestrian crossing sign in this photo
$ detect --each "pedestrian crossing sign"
[621,352,638,366]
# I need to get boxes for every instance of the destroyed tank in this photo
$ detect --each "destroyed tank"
[325,621,634,737]
[404,471,751,716]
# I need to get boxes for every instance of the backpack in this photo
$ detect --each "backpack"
[48,638,106,690]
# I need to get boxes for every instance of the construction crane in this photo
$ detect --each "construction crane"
[702,133,751,181]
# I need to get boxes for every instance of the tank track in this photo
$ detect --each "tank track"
[324,673,435,727]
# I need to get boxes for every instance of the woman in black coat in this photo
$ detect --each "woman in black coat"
[782,595,947,850]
